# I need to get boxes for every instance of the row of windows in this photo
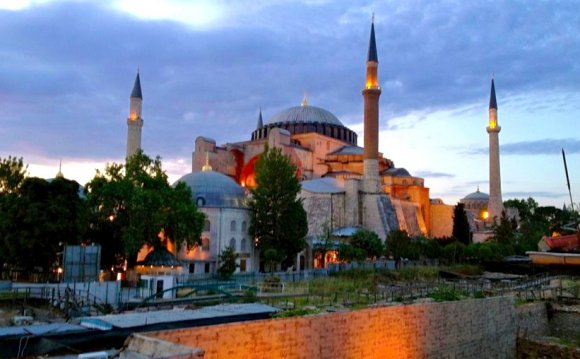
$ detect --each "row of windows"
[200,237,249,252]
[203,220,248,233]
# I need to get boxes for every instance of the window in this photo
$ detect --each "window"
[241,238,247,252]
[230,220,236,232]
[241,221,247,233]
[239,259,247,272]
[204,220,211,232]
[196,197,206,207]
[201,237,210,251]
[204,263,210,273]
[189,263,195,274]
[229,238,236,251]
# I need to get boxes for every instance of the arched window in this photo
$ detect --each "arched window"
[230,220,236,232]
[241,221,247,233]
[241,238,247,252]
[204,220,211,232]
[201,237,210,251]
[196,197,206,207]
[229,238,236,251]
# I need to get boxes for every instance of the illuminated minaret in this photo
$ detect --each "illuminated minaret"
[362,17,381,192]
[487,78,503,221]
[126,71,144,159]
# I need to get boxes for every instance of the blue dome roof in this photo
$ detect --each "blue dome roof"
[267,105,343,127]
[175,171,246,208]
[462,189,489,201]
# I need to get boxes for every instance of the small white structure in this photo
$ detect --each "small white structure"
[139,275,176,300]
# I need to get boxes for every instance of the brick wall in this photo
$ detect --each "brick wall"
[143,296,516,359]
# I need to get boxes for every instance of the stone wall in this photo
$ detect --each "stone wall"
[141,296,516,359]
[516,302,549,339]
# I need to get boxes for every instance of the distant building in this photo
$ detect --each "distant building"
[128,19,458,272]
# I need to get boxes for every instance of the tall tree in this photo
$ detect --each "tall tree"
[491,210,516,245]
[85,151,204,267]
[249,146,307,270]
[452,203,471,245]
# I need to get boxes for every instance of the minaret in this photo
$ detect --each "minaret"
[362,17,382,192]
[487,78,503,221]
[126,71,144,159]
[256,108,263,130]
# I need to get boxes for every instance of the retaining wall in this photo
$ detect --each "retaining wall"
[138,296,516,359]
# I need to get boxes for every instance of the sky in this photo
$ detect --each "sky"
[0,0,579,208]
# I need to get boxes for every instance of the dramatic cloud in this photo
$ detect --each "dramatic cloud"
[0,0,578,206]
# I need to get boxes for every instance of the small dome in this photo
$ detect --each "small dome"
[267,105,343,127]
[175,171,246,208]
[462,189,489,201]
[383,167,412,177]
[137,247,182,267]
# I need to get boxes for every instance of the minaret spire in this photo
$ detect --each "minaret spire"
[362,16,382,191]
[487,77,503,222]
[127,70,144,159]
[256,108,263,130]
[56,159,63,178]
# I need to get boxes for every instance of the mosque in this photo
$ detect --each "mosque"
[126,20,504,273]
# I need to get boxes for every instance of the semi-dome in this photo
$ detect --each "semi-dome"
[267,105,343,127]
[175,170,246,208]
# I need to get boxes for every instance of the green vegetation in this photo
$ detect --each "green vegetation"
[338,229,383,262]
[0,157,86,276]
[249,146,308,270]
[85,151,205,267]
[217,246,238,279]
[430,285,467,302]
[452,203,471,245]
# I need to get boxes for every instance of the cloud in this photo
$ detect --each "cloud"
[503,191,567,199]
[464,138,580,156]
[414,171,455,179]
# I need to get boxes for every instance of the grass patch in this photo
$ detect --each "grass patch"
[430,286,467,302]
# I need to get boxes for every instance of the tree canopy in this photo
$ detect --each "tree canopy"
[249,146,307,270]
[85,151,205,267]
[0,174,85,277]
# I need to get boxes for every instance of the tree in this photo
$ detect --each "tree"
[452,203,471,245]
[313,222,333,268]
[385,230,411,262]
[491,210,516,245]
[504,197,538,222]
[249,146,307,270]
[217,246,238,279]
[85,151,204,268]
[337,229,383,262]
[0,156,27,194]
[0,176,86,278]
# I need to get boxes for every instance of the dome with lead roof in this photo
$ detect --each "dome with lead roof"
[175,170,246,208]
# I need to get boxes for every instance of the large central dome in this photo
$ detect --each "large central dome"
[267,105,343,127]
[251,99,357,146]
